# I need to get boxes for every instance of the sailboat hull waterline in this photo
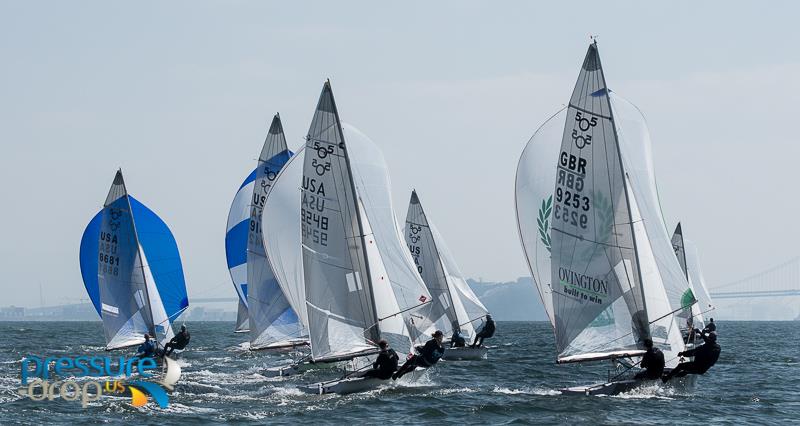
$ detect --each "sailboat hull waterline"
[441,346,488,361]
[302,368,427,395]
[560,373,697,396]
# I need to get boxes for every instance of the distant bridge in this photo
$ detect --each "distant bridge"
[709,257,800,299]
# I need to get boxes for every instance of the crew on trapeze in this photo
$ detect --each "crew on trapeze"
[393,330,445,380]
[161,325,191,357]
[359,339,399,380]
[470,314,495,348]
[634,338,665,381]
[662,330,720,383]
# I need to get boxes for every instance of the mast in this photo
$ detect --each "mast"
[327,80,382,341]
[594,41,650,341]
[118,170,159,342]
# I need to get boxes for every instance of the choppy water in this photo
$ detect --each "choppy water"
[1,321,797,424]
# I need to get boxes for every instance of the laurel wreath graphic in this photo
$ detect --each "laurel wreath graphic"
[537,195,553,252]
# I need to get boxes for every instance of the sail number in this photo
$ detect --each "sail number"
[301,208,328,246]
[98,229,120,276]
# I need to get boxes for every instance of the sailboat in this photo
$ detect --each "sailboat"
[403,190,491,360]
[671,223,715,332]
[263,81,434,393]
[515,42,691,395]
[226,115,307,349]
[79,170,189,351]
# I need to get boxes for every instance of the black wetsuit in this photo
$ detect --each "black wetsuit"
[663,340,721,382]
[163,330,190,356]
[703,321,716,334]
[450,331,466,348]
[471,318,495,347]
[362,348,399,380]
[393,339,444,379]
[634,347,665,380]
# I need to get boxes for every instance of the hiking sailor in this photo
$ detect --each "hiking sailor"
[633,338,665,380]
[393,330,445,380]
[663,331,720,382]
[470,314,495,348]
[359,339,399,380]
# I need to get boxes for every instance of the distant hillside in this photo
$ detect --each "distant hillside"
[467,277,547,321]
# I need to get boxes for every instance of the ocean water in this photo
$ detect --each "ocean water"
[0,321,797,425]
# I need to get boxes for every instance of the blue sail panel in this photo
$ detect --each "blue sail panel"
[79,212,103,316]
[226,170,257,306]
[129,197,188,321]
[80,197,187,323]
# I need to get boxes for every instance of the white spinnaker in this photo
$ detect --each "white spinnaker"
[626,180,684,367]
[430,223,488,339]
[612,93,695,323]
[685,238,714,325]
[140,245,175,347]
[262,147,308,330]
[345,124,433,349]
[514,108,564,328]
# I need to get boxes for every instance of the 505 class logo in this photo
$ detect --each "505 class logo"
[17,355,181,408]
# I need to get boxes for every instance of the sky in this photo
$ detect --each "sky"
[1,1,798,307]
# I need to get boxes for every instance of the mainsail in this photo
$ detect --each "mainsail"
[404,190,489,339]
[300,82,431,362]
[79,170,188,350]
[246,114,305,349]
[516,43,685,366]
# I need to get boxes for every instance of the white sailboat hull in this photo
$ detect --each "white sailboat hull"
[262,360,338,378]
[441,346,488,361]
[560,373,697,396]
[250,339,309,351]
[302,368,426,395]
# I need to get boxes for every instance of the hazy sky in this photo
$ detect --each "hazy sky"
[1,1,798,307]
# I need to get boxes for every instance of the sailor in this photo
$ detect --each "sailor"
[702,318,716,334]
[134,333,156,360]
[392,330,445,380]
[470,314,495,348]
[360,340,399,380]
[662,332,721,383]
[633,339,664,380]
[162,325,191,357]
[450,321,466,348]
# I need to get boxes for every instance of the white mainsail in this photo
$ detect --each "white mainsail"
[404,190,489,340]
[247,114,306,349]
[686,237,715,327]
[300,82,431,362]
[515,42,685,366]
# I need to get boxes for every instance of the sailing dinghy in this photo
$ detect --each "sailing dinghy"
[671,223,715,332]
[515,42,693,396]
[266,81,433,393]
[403,190,491,361]
[80,170,189,351]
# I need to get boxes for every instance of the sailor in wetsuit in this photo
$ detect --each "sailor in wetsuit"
[450,321,466,348]
[392,330,445,380]
[703,318,716,334]
[470,314,495,348]
[133,333,156,361]
[663,331,720,383]
[162,325,190,357]
[634,338,664,380]
[360,339,399,380]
